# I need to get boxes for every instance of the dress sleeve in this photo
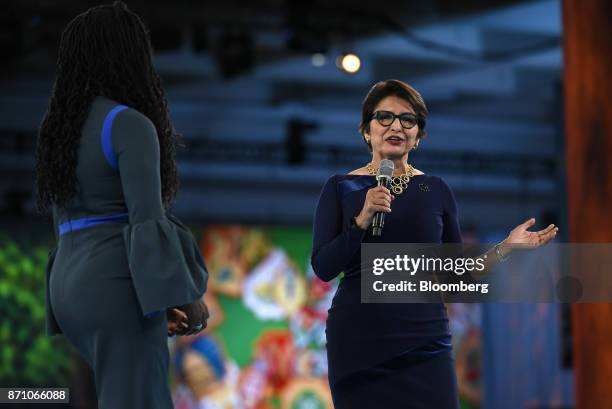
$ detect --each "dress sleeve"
[437,178,483,297]
[311,176,367,282]
[439,177,462,244]
[112,108,207,316]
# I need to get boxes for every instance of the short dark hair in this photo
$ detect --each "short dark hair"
[359,79,428,151]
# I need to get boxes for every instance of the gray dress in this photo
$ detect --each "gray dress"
[45,96,207,409]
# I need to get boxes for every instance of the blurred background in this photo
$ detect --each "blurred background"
[0,0,575,408]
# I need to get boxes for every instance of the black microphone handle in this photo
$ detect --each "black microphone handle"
[372,177,391,237]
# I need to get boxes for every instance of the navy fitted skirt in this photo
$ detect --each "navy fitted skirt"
[330,341,458,409]
[326,277,459,408]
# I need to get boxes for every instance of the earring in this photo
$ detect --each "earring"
[412,145,418,151]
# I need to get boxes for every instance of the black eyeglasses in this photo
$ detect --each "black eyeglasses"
[371,111,418,129]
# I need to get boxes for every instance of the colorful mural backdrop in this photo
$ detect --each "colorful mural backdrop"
[170,225,335,409]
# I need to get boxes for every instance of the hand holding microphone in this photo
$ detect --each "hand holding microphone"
[355,160,395,235]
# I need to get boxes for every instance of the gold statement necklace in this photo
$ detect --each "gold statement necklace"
[366,162,416,194]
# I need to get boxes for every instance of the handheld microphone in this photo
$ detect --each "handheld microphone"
[372,159,394,237]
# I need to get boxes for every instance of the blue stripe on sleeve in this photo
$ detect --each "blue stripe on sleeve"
[145,310,163,318]
[101,105,128,170]
[337,176,377,198]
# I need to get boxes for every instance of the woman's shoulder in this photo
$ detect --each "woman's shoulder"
[321,174,356,189]
[96,99,157,148]
[418,175,456,199]
[93,96,153,128]
[319,173,373,193]
[348,166,370,175]
[413,173,449,187]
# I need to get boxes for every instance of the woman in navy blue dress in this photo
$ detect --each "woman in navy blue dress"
[311,79,558,408]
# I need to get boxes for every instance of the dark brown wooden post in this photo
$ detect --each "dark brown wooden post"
[563,1,612,408]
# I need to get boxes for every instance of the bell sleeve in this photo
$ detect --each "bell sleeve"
[112,108,207,316]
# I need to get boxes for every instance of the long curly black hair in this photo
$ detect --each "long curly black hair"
[35,1,179,212]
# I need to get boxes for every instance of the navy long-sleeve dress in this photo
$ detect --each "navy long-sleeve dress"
[312,174,461,409]
[45,96,207,409]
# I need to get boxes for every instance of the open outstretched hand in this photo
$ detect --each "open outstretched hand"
[505,218,558,249]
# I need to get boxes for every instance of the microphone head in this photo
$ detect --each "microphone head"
[377,159,394,180]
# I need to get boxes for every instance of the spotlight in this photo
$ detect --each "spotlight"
[337,53,361,74]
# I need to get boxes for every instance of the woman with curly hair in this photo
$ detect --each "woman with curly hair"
[36,2,208,407]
